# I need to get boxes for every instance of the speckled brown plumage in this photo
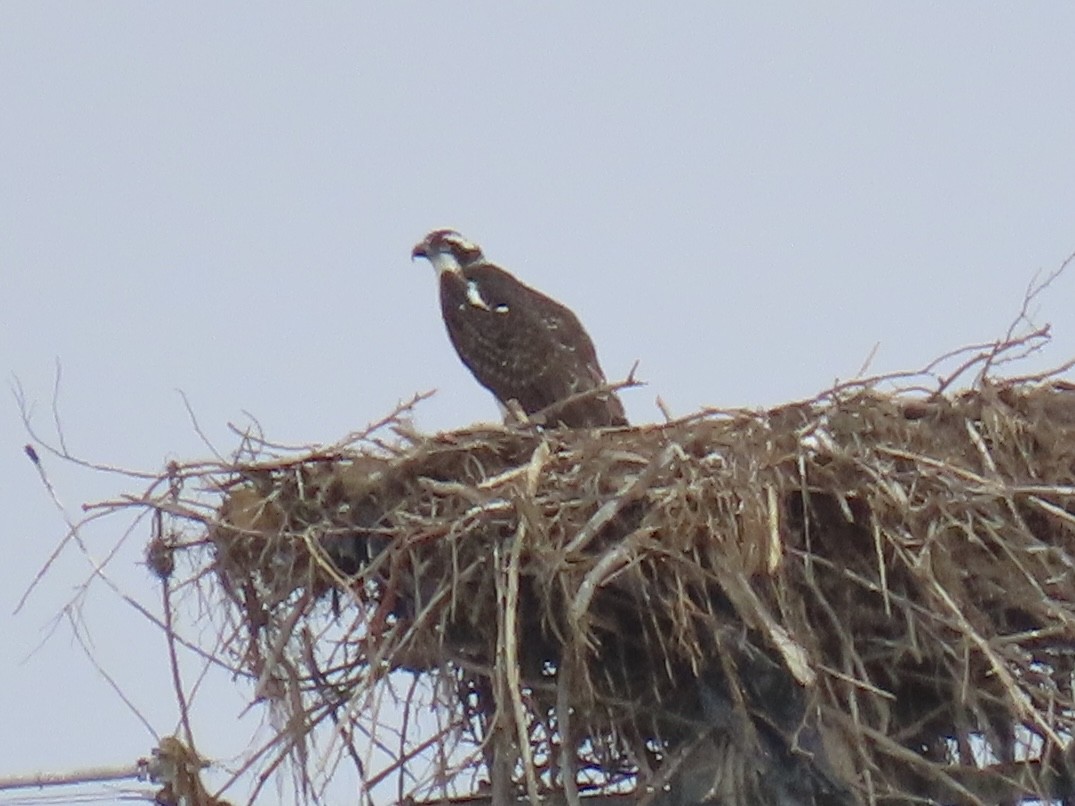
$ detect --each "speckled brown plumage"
[413,229,627,428]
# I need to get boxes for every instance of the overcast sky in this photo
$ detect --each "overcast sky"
[3,4,1074,804]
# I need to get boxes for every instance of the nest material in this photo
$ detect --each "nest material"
[152,379,1075,805]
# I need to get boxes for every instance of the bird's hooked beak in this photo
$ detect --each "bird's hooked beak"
[412,232,466,276]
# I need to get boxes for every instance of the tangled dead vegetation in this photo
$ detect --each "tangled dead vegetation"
[98,342,1075,805]
[10,304,1062,805]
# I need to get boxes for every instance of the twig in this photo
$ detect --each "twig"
[565,443,677,554]
[69,611,159,740]
[177,388,226,462]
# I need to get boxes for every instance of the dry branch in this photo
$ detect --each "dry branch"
[22,329,1075,804]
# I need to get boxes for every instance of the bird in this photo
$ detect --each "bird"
[410,228,628,428]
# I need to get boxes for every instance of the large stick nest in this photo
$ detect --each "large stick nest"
[131,369,1075,805]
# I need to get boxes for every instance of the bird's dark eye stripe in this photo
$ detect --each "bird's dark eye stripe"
[448,239,478,257]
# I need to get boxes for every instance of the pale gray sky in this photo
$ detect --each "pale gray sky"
[3,4,1074,804]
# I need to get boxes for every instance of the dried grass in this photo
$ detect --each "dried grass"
[101,346,1075,804]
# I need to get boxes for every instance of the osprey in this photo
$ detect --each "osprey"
[411,228,628,428]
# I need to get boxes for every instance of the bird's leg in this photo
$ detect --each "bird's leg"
[502,398,534,427]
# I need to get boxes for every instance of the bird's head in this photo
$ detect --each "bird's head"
[411,229,484,275]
